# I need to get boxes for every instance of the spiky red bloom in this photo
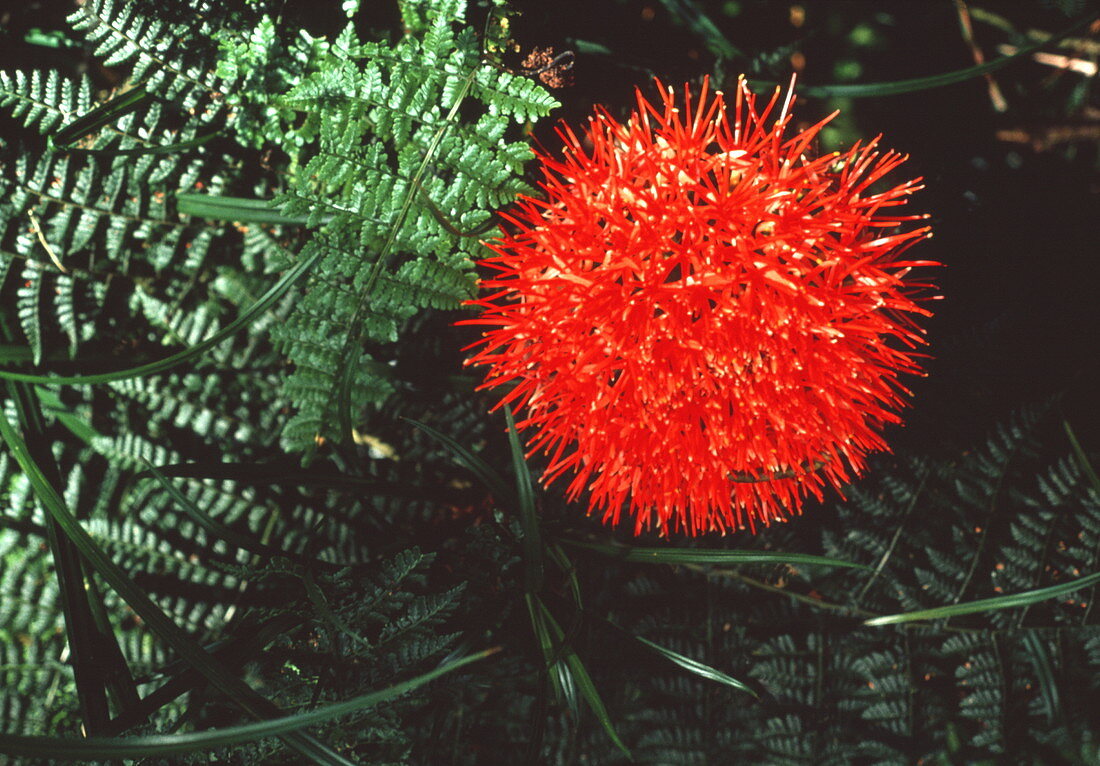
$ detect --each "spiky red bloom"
[461,77,937,535]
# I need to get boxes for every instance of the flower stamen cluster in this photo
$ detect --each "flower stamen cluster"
[462,76,938,535]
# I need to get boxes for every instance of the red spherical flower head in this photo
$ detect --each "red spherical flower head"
[461,76,938,536]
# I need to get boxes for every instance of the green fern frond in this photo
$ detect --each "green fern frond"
[260,0,557,453]
[67,0,221,112]
[0,523,73,733]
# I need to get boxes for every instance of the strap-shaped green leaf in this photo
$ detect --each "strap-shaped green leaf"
[51,84,153,147]
[1021,631,1060,725]
[535,597,631,759]
[0,246,319,385]
[0,649,494,759]
[506,404,543,593]
[525,593,577,715]
[865,571,1100,626]
[1065,420,1100,493]
[141,458,297,563]
[634,635,756,697]
[405,417,512,504]
[66,132,218,157]
[656,0,743,61]
[562,539,871,570]
[177,193,312,225]
[775,11,1098,98]
[0,411,353,766]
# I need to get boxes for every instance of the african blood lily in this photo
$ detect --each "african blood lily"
[461,76,938,535]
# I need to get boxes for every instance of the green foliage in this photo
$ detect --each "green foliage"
[527,409,1099,765]
[157,548,468,764]
[69,0,227,114]
[0,0,1097,763]
[262,0,556,452]
[0,0,548,758]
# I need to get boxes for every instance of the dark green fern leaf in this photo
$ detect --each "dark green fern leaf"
[260,0,556,453]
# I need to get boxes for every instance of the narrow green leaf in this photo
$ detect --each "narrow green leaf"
[505,404,543,593]
[322,69,478,453]
[404,417,512,503]
[525,594,576,714]
[0,650,495,759]
[634,635,756,697]
[1021,631,1060,725]
[334,354,357,450]
[864,571,1100,626]
[140,458,289,562]
[547,542,582,609]
[33,385,99,444]
[135,460,453,502]
[103,612,304,737]
[1064,420,1100,494]
[0,412,354,766]
[655,0,743,61]
[52,85,153,147]
[562,539,870,570]
[82,574,142,716]
[566,39,613,57]
[67,132,218,157]
[141,459,367,574]
[4,377,113,731]
[536,599,632,760]
[176,193,312,225]
[0,247,320,385]
[779,11,1098,98]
